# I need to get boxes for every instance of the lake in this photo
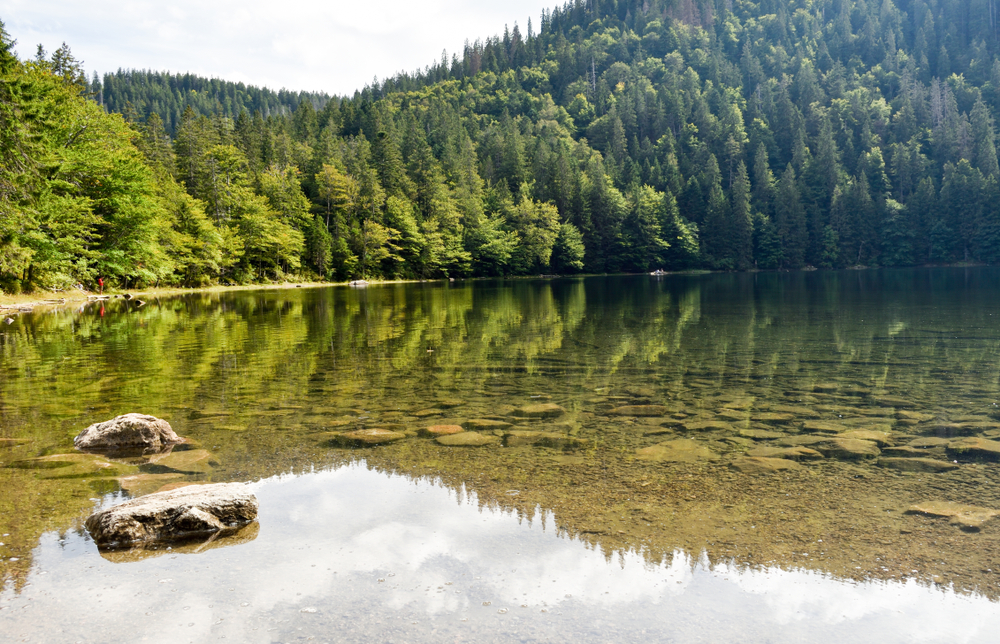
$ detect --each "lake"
[3,269,1000,642]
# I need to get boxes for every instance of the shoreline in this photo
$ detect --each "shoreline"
[0,262,990,317]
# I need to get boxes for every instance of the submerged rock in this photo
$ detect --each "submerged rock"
[608,405,671,417]
[817,438,881,461]
[116,473,186,497]
[878,457,958,473]
[906,500,1000,532]
[730,456,803,474]
[769,405,821,418]
[505,431,588,449]
[682,420,733,432]
[777,435,880,460]
[837,430,893,446]
[436,432,500,447]
[148,448,215,474]
[514,403,566,419]
[747,446,824,461]
[874,396,917,408]
[883,445,945,458]
[462,419,513,430]
[635,439,719,463]
[332,429,407,446]
[738,429,785,440]
[419,424,465,437]
[85,483,258,549]
[908,437,951,448]
[8,453,138,479]
[751,412,796,423]
[801,421,849,433]
[74,414,182,454]
[946,437,1000,461]
[897,410,934,423]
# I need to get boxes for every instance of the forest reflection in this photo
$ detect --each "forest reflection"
[4,268,1000,598]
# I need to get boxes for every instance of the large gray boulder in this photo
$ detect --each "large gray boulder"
[85,483,258,549]
[74,413,182,453]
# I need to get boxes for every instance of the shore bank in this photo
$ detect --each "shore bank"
[0,281,337,316]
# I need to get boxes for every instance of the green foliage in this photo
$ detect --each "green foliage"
[13,0,1000,290]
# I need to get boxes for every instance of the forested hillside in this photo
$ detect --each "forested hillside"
[95,70,331,136]
[6,0,1000,293]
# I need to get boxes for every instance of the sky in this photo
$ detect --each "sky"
[1,0,555,96]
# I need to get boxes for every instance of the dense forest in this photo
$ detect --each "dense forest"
[96,70,331,136]
[6,0,1000,292]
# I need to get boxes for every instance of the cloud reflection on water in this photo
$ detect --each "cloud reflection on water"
[2,464,999,643]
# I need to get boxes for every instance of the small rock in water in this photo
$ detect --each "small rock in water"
[85,483,258,549]
[906,501,1000,532]
[420,425,465,437]
[332,429,407,446]
[877,457,958,473]
[436,433,500,447]
[513,403,566,419]
[74,414,183,454]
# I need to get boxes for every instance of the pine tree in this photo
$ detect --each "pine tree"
[730,161,754,270]
[774,165,808,267]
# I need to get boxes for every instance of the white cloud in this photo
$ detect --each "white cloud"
[1,0,553,94]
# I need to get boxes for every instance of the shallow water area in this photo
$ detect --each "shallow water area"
[5,268,1000,641]
[4,464,1000,644]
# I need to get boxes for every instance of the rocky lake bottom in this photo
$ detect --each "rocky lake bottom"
[3,269,1000,642]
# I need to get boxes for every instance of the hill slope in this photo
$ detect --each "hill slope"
[6,0,1000,292]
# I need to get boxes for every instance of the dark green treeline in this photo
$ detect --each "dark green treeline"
[8,0,1000,292]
